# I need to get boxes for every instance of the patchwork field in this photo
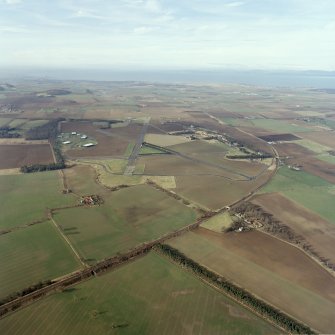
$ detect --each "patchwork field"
[251,192,335,264]
[0,144,54,169]
[2,81,335,333]
[63,164,109,196]
[0,171,76,230]
[174,170,272,210]
[0,221,82,299]
[260,166,335,224]
[300,131,335,150]
[0,252,278,335]
[168,229,335,333]
[53,184,197,262]
[61,121,132,158]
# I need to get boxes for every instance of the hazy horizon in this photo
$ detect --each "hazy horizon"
[1,0,335,71]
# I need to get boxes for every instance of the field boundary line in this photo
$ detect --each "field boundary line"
[257,228,335,278]
[154,246,318,334]
[0,211,214,318]
[49,213,87,268]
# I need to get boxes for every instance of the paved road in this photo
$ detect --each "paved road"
[124,120,150,175]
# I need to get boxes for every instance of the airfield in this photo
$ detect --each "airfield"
[0,80,335,334]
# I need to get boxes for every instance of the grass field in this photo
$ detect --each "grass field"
[53,184,197,262]
[317,153,335,164]
[145,133,191,147]
[174,170,272,210]
[0,252,278,335]
[260,166,335,224]
[250,119,315,133]
[293,139,332,154]
[0,221,82,299]
[0,117,12,127]
[201,212,234,233]
[168,229,335,333]
[0,171,76,230]
[7,118,27,128]
[63,164,109,196]
[139,145,167,155]
[20,119,49,130]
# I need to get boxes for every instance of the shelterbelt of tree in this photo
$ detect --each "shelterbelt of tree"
[155,244,315,334]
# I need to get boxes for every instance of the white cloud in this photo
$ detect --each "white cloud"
[133,26,155,34]
[225,1,245,7]
[4,0,22,4]
[145,0,161,13]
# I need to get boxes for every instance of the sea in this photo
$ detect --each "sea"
[1,68,335,89]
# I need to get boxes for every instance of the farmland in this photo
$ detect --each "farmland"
[53,184,197,262]
[0,221,82,299]
[1,79,335,333]
[260,166,335,224]
[0,171,76,230]
[251,192,335,264]
[167,229,335,333]
[0,252,278,335]
[0,144,54,169]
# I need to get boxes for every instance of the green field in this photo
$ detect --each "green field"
[7,118,28,128]
[0,171,76,230]
[0,117,12,127]
[53,184,197,262]
[294,139,332,153]
[251,119,314,133]
[139,145,166,155]
[0,221,82,299]
[167,230,335,333]
[260,166,335,224]
[201,212,234,233]
[20,119,49,130]
[317,153,335,164]
[0,252,278,335]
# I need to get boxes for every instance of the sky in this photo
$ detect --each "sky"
[0,0,335,71]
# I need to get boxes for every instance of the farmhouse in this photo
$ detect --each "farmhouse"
[83,143,95,147]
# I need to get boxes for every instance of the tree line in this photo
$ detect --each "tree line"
[25,118,64,140]
[231,202,335,271]
[155,243,315,334]
[21,119,66,173]
[0,126,20,138]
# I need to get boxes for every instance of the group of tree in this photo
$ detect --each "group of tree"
[21,119,66,173]
[0,126,20,138]
[25,118,64,140]
[20,162,65,173]
[156,243,314,334]
[231,202,335,270]
[226,153,272,160]
[0,280,52,307]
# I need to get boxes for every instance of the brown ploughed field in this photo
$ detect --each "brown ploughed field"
[251,192,335,264]
[0,144,54,169]
[61,121,130,158]
[168,228,335,333]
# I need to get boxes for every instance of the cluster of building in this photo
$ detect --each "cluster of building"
[60,131,95,147]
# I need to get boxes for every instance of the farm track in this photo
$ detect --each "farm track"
[49,215,88,268]
[0,117,284,329]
